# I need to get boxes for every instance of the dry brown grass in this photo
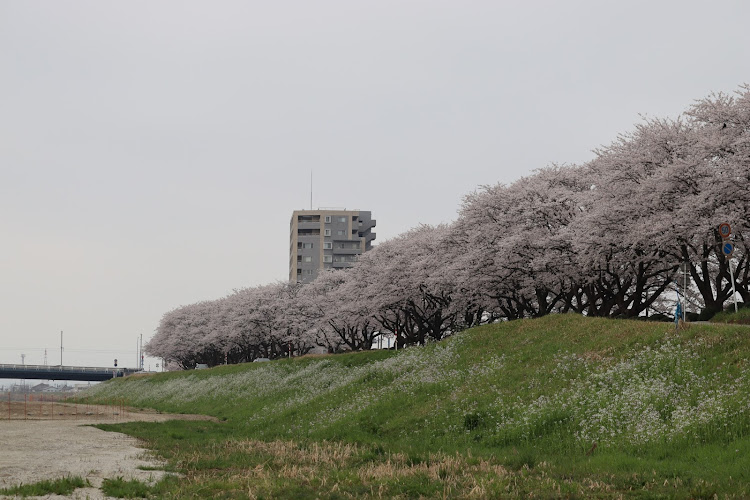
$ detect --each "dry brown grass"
[226,439,359,467]
[1,400,125,420]
[202,439,619,499]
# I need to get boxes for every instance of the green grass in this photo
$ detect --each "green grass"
[711,303,750,324]
[0,476,88,497]
[83,315,750,498]
[101,477,154,498]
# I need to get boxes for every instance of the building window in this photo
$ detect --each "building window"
[324,229,331,236]
[337,216,347,223]
[297,242,313,249]
[325,216,331,223]
[296,269,302,275]
[303,269,313,275]
[323,255,332,263]
[336,229,345,235]
[324,242,332,249]
[303,256,312,263]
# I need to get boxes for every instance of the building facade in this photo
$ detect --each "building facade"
[289,209,376,283]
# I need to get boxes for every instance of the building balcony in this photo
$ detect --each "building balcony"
[357,231,376,243]
[358,220,376,231]
[332,248,361,255]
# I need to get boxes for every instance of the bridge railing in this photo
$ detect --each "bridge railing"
[0,364,135,374]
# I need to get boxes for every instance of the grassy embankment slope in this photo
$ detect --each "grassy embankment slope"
[85,315,750,498]
[712,306,750,325]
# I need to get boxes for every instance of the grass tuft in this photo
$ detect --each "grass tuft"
[101,477,154,498]
[0,476,88,497]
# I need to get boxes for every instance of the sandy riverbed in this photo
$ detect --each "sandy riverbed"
[0,404,216,499]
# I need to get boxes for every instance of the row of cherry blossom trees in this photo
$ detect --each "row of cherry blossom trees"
[147,85,750,368]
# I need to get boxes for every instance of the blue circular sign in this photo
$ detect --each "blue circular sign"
[722,241,734,257]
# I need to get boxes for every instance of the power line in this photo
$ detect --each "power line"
[1,347,138,354]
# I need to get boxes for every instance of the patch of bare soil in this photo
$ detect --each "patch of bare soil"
[0,403,216,499]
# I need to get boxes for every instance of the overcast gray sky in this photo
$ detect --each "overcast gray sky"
[1,1,749,369]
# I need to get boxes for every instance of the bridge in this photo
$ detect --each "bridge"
[0,364,140,382]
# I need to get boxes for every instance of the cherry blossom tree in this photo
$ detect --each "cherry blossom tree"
[566,118,692,317]
[301,269,380,352]
[227,282,314,360]
[456,165,588,320]
[351,224,463,347]
[146,300,224,369]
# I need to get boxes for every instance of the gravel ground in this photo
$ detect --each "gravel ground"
[0,404,215,499]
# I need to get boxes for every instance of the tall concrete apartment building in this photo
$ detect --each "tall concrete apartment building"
[289,209,376,283]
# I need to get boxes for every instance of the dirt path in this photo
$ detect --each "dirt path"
[0,404,215,499]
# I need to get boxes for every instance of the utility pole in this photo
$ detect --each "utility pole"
[60,331,63,366]
[21,354,26,391]
[684,261,688,321]
[140,334,143,370]
[729,259,739,313]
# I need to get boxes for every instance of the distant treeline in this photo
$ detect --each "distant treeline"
[147,85,750,369]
